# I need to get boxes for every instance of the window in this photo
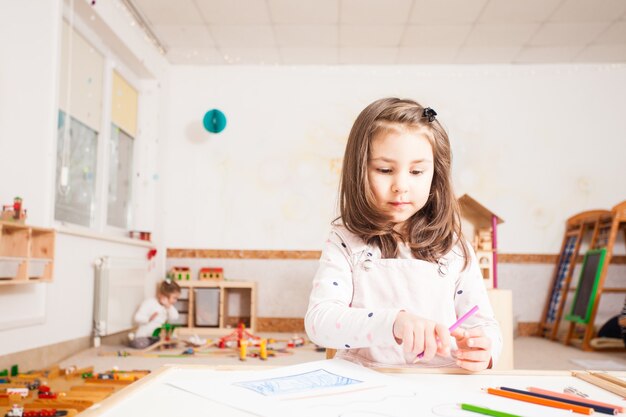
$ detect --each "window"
[55,20,139,232]
[108,125,133,228]
[107,71,138,229]
[55,111,99,227]
[55,20,104,228]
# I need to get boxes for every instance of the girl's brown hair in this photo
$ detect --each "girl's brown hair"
[337,97,469,269]
[159,279,181,296]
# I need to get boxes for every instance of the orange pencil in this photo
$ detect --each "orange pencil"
[485,388,594,415]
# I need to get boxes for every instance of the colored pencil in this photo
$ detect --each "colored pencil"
[500,386,616,415]
[485,387,594,415]
[589,372,626,389]
[450,305,480,332]
[573,371,626,398]
[528,386,625,413]
[416,305,479,359]
[460,403,523,417]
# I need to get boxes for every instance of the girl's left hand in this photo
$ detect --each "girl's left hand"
[450,327,492,372]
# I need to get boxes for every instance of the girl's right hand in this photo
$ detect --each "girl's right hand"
[392,311,451,361]
[149,312,158,322]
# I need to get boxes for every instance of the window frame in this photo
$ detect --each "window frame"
[54,9,141,238]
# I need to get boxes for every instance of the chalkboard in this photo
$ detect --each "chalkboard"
[566,248,607,324]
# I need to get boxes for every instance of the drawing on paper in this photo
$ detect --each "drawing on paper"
[234,369,362,396]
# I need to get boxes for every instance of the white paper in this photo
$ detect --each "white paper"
[165,360,626,417]
[167,359,419,417]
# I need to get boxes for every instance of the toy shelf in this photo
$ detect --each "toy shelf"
[174,280,256,335]
[0,221,55,285]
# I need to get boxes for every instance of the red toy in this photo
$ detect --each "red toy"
[287,335,305,348]
[218,323,260,348]
[1,197,27,223]
[23,410,67,417]
[37,385,57,399]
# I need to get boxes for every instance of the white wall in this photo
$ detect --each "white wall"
[161,65,626,254]
[0,0,61,225]
[0,0,169,356]
[161,65,626,329]
[166,257,316,318]
[0,234,150,355]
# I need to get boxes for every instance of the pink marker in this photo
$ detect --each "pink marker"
[416,305,479,359]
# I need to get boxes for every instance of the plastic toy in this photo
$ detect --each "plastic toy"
[199,267,224,281]
[82,369,149,383]
[169,267,191,281]
[141,323,180,352]
[217,324,281,361]
[239,340,248,361]
[287,335,305,348]
[186,334,207,346]
[259,339,268,360]
[218,323,259,348]
[20,410,67,417]
[128,230,151,241]
[5,404,23,417]
[6,388,28,397]
[37,385,58,399]
[27,380,41,391]
[1,197,27,223]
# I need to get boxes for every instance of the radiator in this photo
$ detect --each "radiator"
[93,256,148,345]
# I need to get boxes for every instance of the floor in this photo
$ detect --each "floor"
[57,334,626,373]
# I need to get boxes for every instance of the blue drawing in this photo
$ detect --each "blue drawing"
[233,369,362,396]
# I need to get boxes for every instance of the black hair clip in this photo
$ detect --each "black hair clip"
[423,107,437,122]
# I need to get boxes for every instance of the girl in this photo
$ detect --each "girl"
[129,279,181,349]
[305,98,502,370]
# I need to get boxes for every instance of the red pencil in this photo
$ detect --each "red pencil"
[528,386,624,413]
[485,387,594,415]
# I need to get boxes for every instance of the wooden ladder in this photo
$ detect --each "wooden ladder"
[539,210,610,340]
[564,200,626,350]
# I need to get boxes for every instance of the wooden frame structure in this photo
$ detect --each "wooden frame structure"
[564,200,626,350]
[458,194,504,289]
[0,221,55,285]
[539,209,610,340]
[176,280,256,335]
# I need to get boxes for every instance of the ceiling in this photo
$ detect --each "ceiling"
[130,0,626,65]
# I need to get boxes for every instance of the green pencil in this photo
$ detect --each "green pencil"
[461,403,523,417]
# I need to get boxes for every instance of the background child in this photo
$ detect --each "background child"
[129,279,181,349]
[305,97,502,371]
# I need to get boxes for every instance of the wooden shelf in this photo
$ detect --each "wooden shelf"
[0,221,55,285]
[174,280,256,335]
